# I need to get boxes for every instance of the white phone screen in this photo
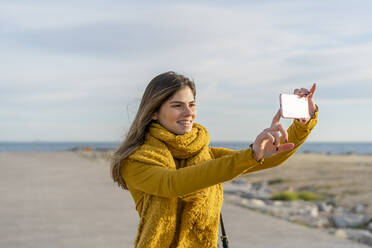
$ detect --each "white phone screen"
[280,93,310,119]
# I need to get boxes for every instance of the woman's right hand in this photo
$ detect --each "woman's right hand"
[252,110,295,161]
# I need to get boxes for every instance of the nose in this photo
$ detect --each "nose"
[183,105,194,116]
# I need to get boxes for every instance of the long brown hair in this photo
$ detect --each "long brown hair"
[111,71,196,189]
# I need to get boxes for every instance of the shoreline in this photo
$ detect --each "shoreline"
[2,149,372,156]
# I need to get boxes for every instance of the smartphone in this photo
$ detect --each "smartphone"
[280,93,310,119]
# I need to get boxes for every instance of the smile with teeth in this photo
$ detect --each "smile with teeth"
[178,121,192,126]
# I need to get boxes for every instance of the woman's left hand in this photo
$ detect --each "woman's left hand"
[294,83,317,124]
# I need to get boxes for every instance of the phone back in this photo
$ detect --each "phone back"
[280,93,310,119]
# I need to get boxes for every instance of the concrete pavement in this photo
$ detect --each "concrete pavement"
[0,151,369,248]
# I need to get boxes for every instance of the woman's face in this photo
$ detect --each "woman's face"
[152,86,196,135]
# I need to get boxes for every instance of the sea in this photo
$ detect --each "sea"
[0,141,372,155]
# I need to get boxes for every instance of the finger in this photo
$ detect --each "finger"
[294,89,306,98]
[271,123,288,143]
[307,92,314,101]
[276,143,295,153]
[299,88,310,98]
[308,84,316,103]
[307,93,316,115]
[261,131,275,145]
[309,83,316,96]
[293,89,303,98]
[300,88,310,94]
[271,131,280,147]
[271,109,281,127]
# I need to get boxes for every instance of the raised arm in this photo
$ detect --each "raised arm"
[209,147,235,158]
[122,148,261,198]
[208,105,317,175]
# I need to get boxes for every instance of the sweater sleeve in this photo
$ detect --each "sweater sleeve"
[121,148,260,198]
[209,147,235,158]
[242,106,318,174]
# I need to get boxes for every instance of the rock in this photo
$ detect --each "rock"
[316,201,333,213]
[304,207,319,218]
[243,181,272,200]
[289,215,331,228]
[267,206,291,219]
[231,179,249,186]
[224,180,372,245]
[272,201,283,207]
[223,181,253,197]
[340,229,372,246]
[368,222,372,232]
[224,181,272,200]
[332,213,371,228]
[334,229,347,238]
[326,198,337,207]
[360,232,372,246]
[286,200,319,217]
[352,204,366,214]
[250,199,266,208]
[333,206,345,215]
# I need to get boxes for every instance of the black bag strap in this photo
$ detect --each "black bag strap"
[220,213,229,248]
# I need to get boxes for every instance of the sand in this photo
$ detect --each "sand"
[0,151,370,248]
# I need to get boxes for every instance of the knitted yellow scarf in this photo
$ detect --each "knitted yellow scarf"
[127,122,223,248]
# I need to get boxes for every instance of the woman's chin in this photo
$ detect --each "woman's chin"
[175,123,193,134]
[175,127,192,135]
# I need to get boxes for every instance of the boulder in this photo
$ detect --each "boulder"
[352,204,366,214]
[334,229,347,239]
[289,214,331,228]
[332,213,371,228]
[316,201,333,214]
[224,180,272,200]
[250,199,266,208]
[224,180,253,197]
[333,229,372,246]
[368,222,372,232]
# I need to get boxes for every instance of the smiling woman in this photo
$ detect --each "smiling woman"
[151,87,196,135]
[110,71,318,248]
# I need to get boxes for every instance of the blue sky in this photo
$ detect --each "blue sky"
[1,0,372,142]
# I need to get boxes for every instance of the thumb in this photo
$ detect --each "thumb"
[277,143,295,153]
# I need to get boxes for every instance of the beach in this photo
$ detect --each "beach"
[0,151,371,247]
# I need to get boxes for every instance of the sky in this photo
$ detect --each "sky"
[1,0,372,142]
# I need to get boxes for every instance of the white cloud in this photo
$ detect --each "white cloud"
[317,97,372,106]
[0,0,371,141]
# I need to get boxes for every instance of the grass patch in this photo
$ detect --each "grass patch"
[298,191,323,201]
[271,191,323,201]
[271,191,298,201]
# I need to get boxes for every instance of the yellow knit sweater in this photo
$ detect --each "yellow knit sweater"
[121,112,318,247]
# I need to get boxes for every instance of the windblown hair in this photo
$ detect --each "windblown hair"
[111,71,196,189]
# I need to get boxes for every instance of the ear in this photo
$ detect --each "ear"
[152,112,158,120]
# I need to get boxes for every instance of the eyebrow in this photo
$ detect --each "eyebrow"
[169,100,195,104]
